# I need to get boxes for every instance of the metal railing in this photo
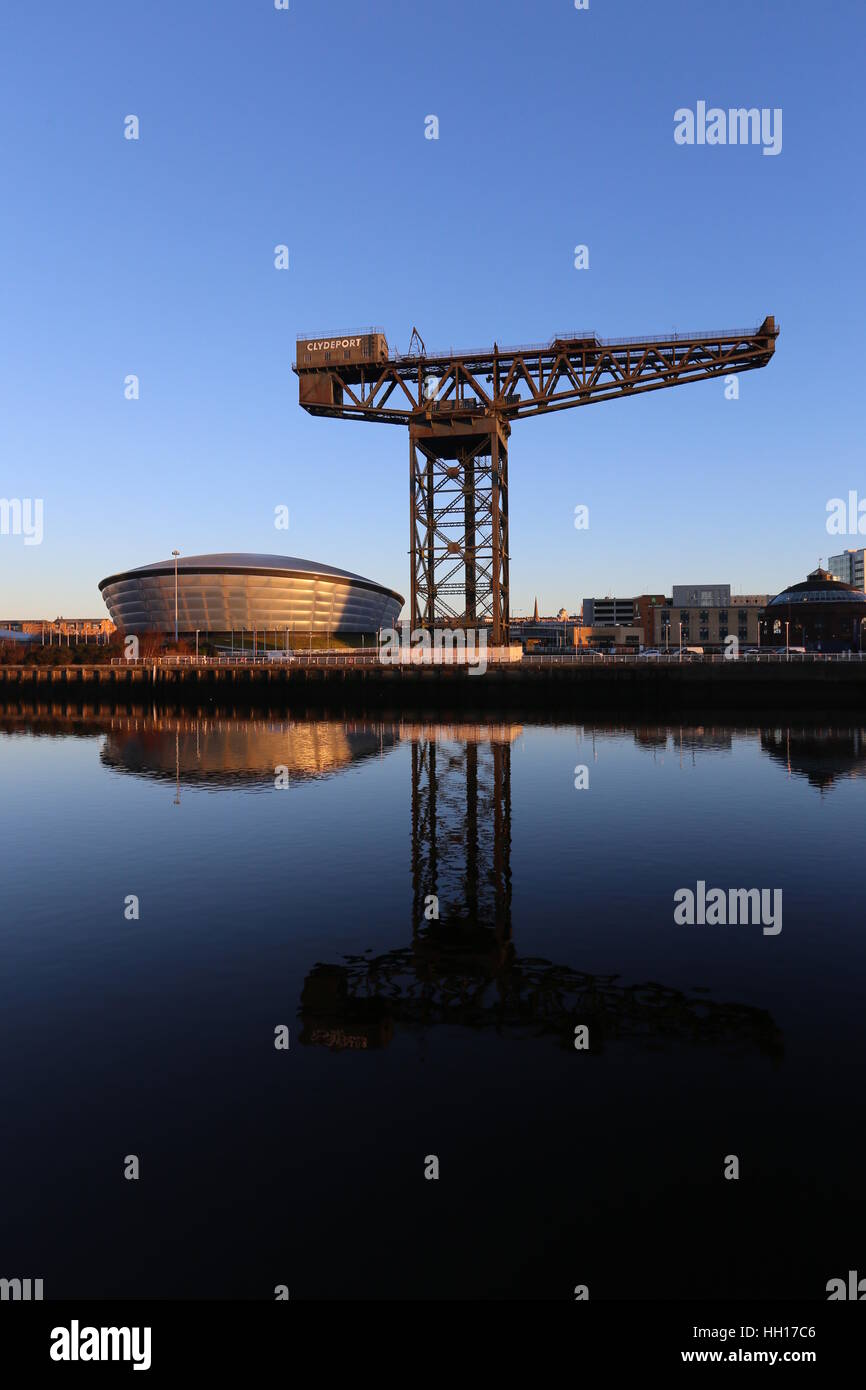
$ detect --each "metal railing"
[110,652,385,668]
[392,325,770,362]
[296,326,385,340]
[109,648,523,669]
[522,651,866,664]
[104,649,866,670]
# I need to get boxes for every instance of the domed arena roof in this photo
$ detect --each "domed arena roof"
[99,553,402,597]
[767,566,866,608]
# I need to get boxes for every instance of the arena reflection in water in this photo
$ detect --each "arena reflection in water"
[98,717,399,794]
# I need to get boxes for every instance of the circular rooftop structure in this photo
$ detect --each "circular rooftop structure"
[767,566,866,608]
[763,567,866,650]
[98,553,404,636]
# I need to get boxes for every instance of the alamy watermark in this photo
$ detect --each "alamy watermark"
[50,1322,151,1371]
[674,880,782,935]
[380,623,488,675]
[826,1269,866,1300]
[826,492,866,536]
[1,1276,43,1300]
[674,102,782,157]
[0,497,43,545]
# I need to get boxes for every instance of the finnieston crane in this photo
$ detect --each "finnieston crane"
[294,317,778,645]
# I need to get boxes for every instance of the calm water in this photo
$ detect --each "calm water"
[1,710,865,1300]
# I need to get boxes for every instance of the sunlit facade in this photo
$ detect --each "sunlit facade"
[99,553,404,640]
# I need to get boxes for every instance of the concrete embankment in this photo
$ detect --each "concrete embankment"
[2,660,866,712]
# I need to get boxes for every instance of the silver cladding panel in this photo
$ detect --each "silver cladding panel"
[99,556,404,634]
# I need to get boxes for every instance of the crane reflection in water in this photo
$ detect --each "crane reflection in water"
[299,721,784,1060]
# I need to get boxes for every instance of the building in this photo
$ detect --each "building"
[827,549,866,590]
[98,553,404,646]
[586,624,643,652]
[583,596,635,626]
[0,618,114,643]
[633,594,666,645]
[671,584,731,609]
[512,617,587,652]
[654,595,766,649]
[761,567,866,651]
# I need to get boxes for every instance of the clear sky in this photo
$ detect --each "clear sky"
[1,0,863,619]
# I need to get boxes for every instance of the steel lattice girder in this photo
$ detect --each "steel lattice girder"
[295,318,778,426]
[410,419,509,641]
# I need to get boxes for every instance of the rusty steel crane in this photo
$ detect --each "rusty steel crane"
[293,317,778,645]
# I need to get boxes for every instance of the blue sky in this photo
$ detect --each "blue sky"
[1,0,863,618]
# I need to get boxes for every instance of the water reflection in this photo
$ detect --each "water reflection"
[98,717,398,790]
[298,953,782,1057]
[7,703,866,793]
[760,726,866,790]
[4,702,865,1301]
[299,720,783,1060]
[8,704,866,1063]
[579,721,866,786]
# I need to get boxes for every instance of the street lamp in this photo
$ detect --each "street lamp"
[678,620,683,661]
[785,619,789,659]
[172,550,180,644]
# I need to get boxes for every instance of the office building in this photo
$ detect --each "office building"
[583,597,635,626]
[827,549,866,590]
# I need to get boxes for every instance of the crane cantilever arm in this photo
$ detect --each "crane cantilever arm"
[295,319,778,426]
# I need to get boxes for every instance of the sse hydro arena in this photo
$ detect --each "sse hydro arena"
[98,553,404,647]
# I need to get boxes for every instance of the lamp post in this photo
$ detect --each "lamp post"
[172,550,180,644]
[678,620,683,661]
[785,619,789,659]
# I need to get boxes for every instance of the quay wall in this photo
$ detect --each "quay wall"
[2,660,866,713]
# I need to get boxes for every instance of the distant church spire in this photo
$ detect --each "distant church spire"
[533,596,539,621]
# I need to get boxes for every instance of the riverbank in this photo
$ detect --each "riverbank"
[2,657,866,711]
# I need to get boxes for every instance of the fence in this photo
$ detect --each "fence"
[107,649,866,671]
